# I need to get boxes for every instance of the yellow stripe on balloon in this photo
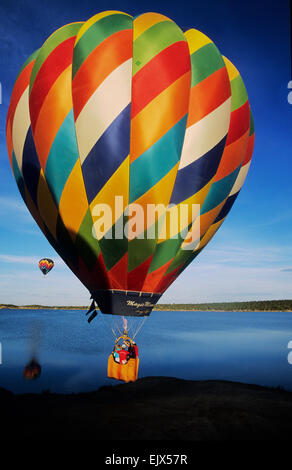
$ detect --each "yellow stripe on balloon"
[37,169,58,239]
[89,156,129,231]
[24,186,46,234]
[133,12,171,41]
[184,29,212,55]
[195,218,223,251]
[58,159,88,242]
[181,201,225,250]
[223,56,239,81]
[75,10,132,45]
[130,162,179,239]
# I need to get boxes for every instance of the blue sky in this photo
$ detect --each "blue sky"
[0,0,291,305]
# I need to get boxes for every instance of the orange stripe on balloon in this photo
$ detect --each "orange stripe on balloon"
[29,37,75,132]
[186,67,231,127]
[214,129,249,181]
[155,264,182,293]
[187,202,225,241]
[33,66,72,169]
[142,259,173,292]
[59,160,88,242]
[244,132,255,165]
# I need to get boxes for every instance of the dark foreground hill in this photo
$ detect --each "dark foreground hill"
[0,377,292,440]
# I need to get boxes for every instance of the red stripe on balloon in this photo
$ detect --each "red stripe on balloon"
[225,101,250,146]
[107,253,128,290]
[131,41,191,119]
[29,37,76,133]
[127,255,153,291]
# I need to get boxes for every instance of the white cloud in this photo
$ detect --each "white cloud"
[0,254,63,265]
[162,262,292,303]
[0,196,27,213]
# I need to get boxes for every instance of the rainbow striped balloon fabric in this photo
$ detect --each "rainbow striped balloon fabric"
[38,258,54,276]
[6,11,254,316]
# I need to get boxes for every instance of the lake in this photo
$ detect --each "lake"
[0,309,292,393]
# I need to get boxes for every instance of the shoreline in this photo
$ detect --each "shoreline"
[1,306,292,312]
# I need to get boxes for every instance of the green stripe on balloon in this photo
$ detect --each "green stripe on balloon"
[15,49,40,84]
[72,14,132,78]
[190,43,225,88]
[164,248,192,274]
[133,20,186,75]
[230,75,248,111]
[98,214,129,272]
[30,22,83,90]
[75,208,100,270]
[147,236,184,274]
[127,237,157,273]
[249,110,255,135]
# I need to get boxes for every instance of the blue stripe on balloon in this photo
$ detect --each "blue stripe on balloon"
[45,110,79,205]
[82,103,131,204]
[22,126,41,206]
[170,136,227,205]
[200,166,241,215]
[12,151,25,200]
[213,192,239,223]
[129,115,188,203]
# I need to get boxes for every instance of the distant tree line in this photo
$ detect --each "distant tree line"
[1,300,292,311]
[154,300,292,311]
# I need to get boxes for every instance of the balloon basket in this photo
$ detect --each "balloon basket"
[107,354,139,382]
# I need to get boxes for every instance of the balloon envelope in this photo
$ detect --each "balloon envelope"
[6,11,254,316]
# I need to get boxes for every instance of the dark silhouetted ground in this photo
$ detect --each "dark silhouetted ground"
[1,377,292,440]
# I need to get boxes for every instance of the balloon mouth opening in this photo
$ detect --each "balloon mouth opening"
[90,289,161,317]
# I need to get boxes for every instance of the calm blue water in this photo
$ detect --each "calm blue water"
[0,309,292,393]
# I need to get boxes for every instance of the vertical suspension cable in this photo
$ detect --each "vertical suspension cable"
[133,316,148,339]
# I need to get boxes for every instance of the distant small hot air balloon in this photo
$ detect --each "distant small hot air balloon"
[38,258,54,276]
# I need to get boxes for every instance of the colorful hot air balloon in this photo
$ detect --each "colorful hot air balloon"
[6,11,254,320]
[38,258,54,276]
